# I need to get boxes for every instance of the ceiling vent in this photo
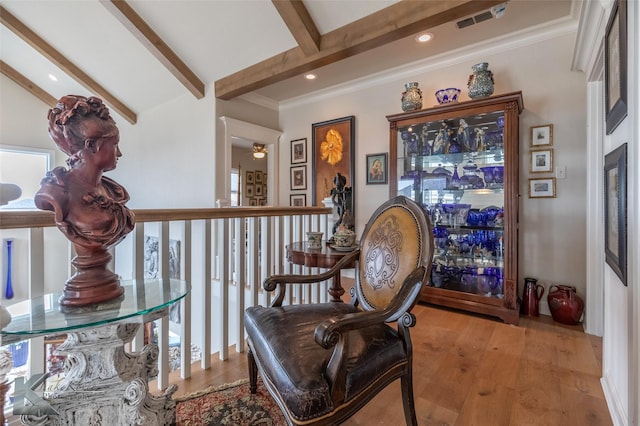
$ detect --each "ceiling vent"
[456,2,508,29]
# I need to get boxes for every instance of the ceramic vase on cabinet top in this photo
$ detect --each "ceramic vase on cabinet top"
[467,62,495,99]
[401,82,423,112]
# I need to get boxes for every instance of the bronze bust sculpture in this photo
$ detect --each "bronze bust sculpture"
[35,95,135,306]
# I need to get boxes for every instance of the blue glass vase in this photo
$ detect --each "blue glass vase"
[5,239,14,299]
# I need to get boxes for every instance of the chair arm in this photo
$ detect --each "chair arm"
[314,266,426,349]
[264,250,360,306]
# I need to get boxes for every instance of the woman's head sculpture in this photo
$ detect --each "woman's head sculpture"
[36,95,135,307]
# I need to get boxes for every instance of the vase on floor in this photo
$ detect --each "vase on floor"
[547,284,584,325]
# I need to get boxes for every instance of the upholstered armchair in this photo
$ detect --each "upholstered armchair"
[244,196,434,425]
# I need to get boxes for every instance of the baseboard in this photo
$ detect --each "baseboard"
[601,373,628,425]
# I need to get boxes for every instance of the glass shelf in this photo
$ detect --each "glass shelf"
[1,279,189,343]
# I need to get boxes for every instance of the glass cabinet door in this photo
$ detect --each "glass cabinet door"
[396,110,505,299]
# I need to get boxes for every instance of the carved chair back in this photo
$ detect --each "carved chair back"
[354,196,434,317]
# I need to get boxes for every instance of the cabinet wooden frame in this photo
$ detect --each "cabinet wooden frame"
[387,92,524,324]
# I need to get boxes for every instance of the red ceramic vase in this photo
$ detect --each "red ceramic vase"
[547,285,584,325]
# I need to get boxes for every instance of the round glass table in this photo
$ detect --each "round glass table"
[1,279,190,426]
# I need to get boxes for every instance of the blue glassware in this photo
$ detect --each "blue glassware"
[5,239,14,299]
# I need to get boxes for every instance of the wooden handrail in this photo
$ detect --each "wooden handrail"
[0,206,332,229]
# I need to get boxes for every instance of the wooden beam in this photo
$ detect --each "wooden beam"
[272,0,320,56]
[101,0,205,99]
[0,5,137,124]
[0,60,57,107]
[216,0,504,100]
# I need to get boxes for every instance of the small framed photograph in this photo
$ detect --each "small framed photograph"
[290,194,306,207]
[258,197,267,206]
[529,149,554,173]
[246,185,254,197]
[249,198,257,206]
[290,165,307,191]
[604,143,627,285]
[255,184,263,196]
[291,138,307,164]
[530,124,553,147]
[605,0,627,134]
[246,171,255,185]
[366,153,388,185]
[528,178,556,198]
[255,171,263,184]
[263,173,268,183]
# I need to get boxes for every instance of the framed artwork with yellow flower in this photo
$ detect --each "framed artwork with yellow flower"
[311,116,355,207]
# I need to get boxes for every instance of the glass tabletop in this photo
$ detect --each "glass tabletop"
[1,279,189,341]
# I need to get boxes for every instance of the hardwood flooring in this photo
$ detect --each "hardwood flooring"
[163,303,612,425]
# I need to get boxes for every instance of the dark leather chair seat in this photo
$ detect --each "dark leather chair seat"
[245,303,407,421]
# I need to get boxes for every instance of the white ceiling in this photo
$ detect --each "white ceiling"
[0,0,577,117]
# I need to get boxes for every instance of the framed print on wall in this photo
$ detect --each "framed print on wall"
[312,116,355,207]
[530,149,554,173]
[290,165,307,191]
[604,0,627,135]
[528,177,556,198]
[604,143,627,285]
[255,171,263,184]
[290,194,306,207]
[366,153,388,184]
[291,138,307,164]
[530,124,553,147]
[246,171,254,185]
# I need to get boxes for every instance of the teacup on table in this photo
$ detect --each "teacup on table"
[333,231,356,248]
[306,231,323,249]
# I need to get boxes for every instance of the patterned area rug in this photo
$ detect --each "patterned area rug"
[175,379,286,425]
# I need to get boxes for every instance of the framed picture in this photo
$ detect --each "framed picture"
[530,124,553,147]
[529,149,554,173]
[245,171,254,185]
[255,171,263,184]
[366,153,388,184]
[255,183,263,196]
[249,198,257,206]
[291,138,307,164]
[312,116,355,207]
[290,194,306,207]
[290,165,307,190]
[258,198,267,206]
[605,0,627,135]
[604,143,627,285]
[246,185,254,197]
[528,177,556,198]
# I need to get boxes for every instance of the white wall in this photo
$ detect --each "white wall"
[277,30,587,315]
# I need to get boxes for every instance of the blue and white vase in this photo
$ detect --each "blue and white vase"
[467,62,494,99]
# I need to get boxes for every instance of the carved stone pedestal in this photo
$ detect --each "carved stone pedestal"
[20,323,176,426]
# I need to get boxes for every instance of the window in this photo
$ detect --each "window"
[230,169,239,206]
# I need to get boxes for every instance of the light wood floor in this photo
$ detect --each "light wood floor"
[162,303,612,426]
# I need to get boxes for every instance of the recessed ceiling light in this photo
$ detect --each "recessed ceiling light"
[305,73,317,80]
[415,33,434,43]
[48,74,58,81]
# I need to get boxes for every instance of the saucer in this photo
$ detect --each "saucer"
[330,245,358,252]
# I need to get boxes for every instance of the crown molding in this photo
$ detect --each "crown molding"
[238,93,280,111]
[571,0,607,76]
[280,16,579,111]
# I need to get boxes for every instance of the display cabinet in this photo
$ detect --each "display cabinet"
[387,92,523,324]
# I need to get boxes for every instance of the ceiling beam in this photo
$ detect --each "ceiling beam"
[0,60,57,107]
[271,0,320,56]
[216,0,504,100]
[0,5,137,124]
[101,0,205,99]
